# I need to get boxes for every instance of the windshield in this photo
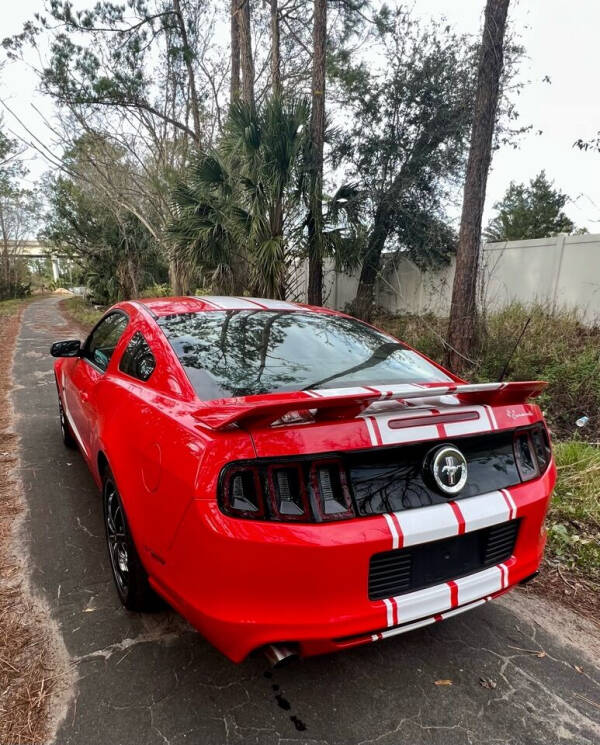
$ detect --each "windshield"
[158,310,451,400]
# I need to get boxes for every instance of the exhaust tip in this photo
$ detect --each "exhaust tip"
[263,643,299,667]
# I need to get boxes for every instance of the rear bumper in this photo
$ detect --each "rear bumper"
[157,462,555,662]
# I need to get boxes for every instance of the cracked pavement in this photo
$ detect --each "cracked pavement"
[11,296,600,745]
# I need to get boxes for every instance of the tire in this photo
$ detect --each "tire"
[58,397,77,449]
[102,467,161,612]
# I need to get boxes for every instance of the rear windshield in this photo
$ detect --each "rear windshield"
[157,310,451,400]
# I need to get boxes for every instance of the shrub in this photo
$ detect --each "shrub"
[549,441,600,579]
[139,283,172,298]
[375,303,600,442]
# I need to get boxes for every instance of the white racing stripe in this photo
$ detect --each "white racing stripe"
[440,598,486,620]
[392,583,452,626]
[364,403,498,446]
[457,491,512,533]
[383,598,395,627]
[372,597,489,642]
[501,488,518,519]
[395,502,459,547]
[381,490,519,550]
[382,562,511,629]
[246,297,300,310]
[383,513,400,550]
[484,404,499,429]
[194,295,265,310]
[454,565,503,606]
[444,405,494,436]
[372,615,436,642]
[308,386,374,398]
[369,417,439,445]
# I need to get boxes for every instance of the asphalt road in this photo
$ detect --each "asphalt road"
[12,296,600,745]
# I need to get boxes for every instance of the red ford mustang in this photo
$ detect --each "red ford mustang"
[51,296,555,663]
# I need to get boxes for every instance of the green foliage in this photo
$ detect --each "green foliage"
[0,122,38,299]
[139,283,172,298]
[60,296,105,329]
[169,96,310,298]
[549,441,600,580]
[330,8,476,270]
[0,296,31,317]
[3,0,204,140]
[376,303,600,443]
[484,171,578,242]
[40,137,169,304]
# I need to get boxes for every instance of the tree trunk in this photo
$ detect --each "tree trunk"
[172,0,202,143]
[352,203,390,320]
[352,131,433,320]
[307,0,327,306]
[270,0,281,97]
[170,258,190,295]
[230,0,240,102]
[446,0,510,374]
[239,0,255,108]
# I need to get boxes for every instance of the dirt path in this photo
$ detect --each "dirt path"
[11,295,600,745]
[0,299,72,743]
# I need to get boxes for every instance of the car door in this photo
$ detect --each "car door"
[64,311,129,459]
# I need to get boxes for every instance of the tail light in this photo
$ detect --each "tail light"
[220,466,265,518]
[267,465,309,520]
[513,423,551,482]
[219,458,356,522]
[310,459,354,520]
[530,423,551,472]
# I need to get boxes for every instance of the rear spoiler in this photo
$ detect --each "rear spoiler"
[193,381,547,431]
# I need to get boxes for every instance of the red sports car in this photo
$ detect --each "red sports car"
[51,296,555,663]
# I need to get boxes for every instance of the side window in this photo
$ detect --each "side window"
[119,331,156,382]
[84,313,128,372]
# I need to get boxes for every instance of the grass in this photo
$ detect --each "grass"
[549,441,600,581]
[0,296,32,318]
[59,296,105,330]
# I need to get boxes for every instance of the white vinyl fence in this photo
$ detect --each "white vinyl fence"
[298,233,600,323]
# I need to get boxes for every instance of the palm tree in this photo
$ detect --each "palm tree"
[169,96,309,298]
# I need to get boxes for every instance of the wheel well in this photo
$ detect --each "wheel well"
[97,451,109,481]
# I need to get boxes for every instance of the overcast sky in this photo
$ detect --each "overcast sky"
[1,0,599,231]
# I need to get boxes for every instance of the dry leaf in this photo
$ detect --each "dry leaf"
[536,651,547,658]
[479,677,497,690]
[575,665,584,674]
[434,679,452,686]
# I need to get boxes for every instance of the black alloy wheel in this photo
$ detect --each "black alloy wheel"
[58,398,77,448]
[102,467,161,612]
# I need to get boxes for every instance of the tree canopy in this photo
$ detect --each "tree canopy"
[484,171,578,242]
[3,0,528,311]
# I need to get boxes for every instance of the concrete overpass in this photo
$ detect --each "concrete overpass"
[7,240,67,281]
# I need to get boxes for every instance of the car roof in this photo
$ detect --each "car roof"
[136,295,334,318]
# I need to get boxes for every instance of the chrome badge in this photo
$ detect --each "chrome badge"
[428,445,468,496]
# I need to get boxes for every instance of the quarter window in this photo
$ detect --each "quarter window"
[84,312,128,372]
[119,332,156,382]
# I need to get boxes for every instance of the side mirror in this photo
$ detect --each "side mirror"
[50,340,81,358]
